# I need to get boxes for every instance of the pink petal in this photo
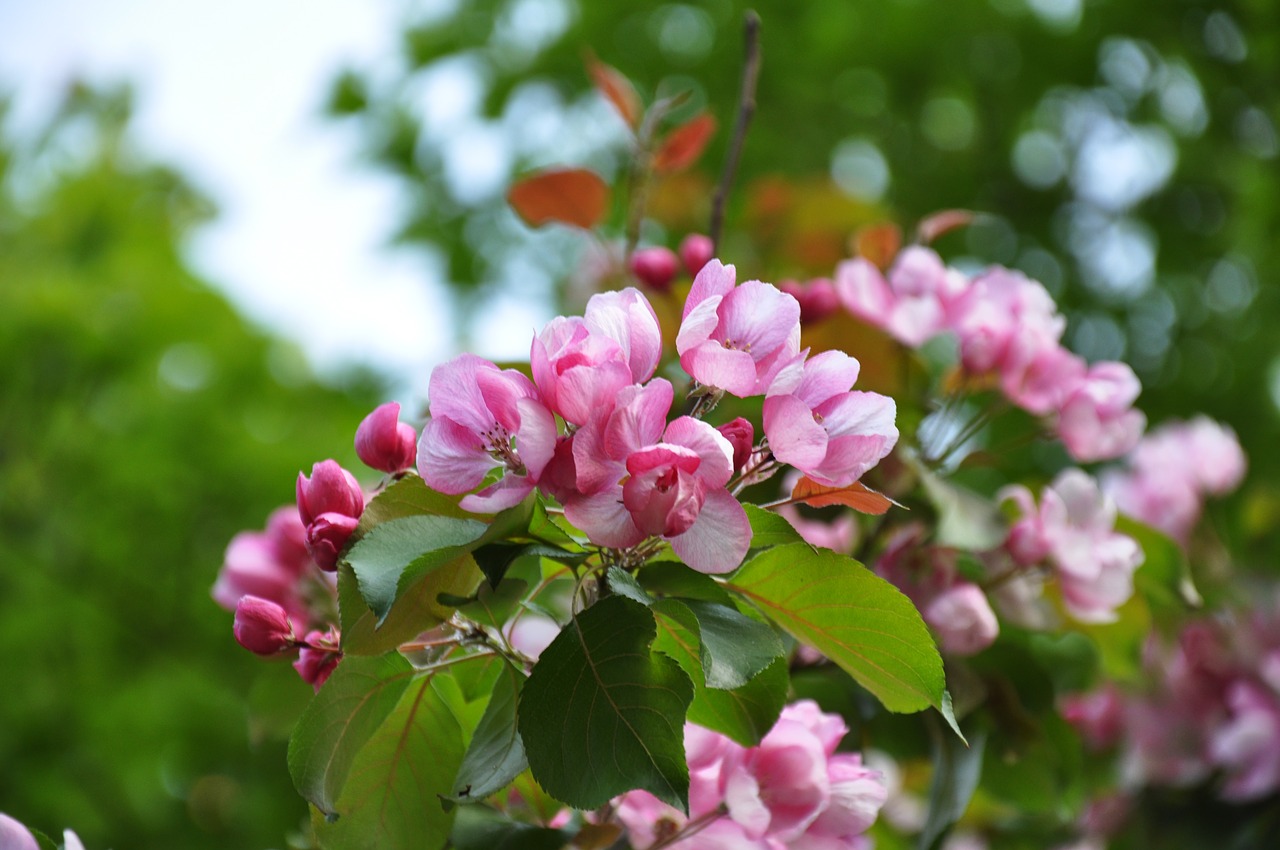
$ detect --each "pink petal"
[763,395,829,472]
[676,293,725,354]
[683,258,736,320]
[428,353,499,433]
[669,488,751,574]
[417,416,493,494]
[663,416,735,488]
[565,487,646,549]
[554,359,632,426]
[460,475,535,513]
[681,341,759,397]
[572,420,623,495]
[603,379,674,460]
[585,287,663,383]
[717,280,802,362]
[515,397,557,480]
[794,350,861,407]
[476,366,536,433]
[834,258,892,324]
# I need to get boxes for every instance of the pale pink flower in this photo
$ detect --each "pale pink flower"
[418,354,556,513]
[0,814,39,850]
[834,246,967,347]
[1209,680,1280,801]
[1000,343,1087,416]
[504,613,561,662]
[721,714,832,841]
[947,266,1063,374]
[923,582,999,656]
[1183,416,1247,495]
[763,350,899,487]
[1056,361,1146,462]
[677,260,802,397]
[789,754,887,850]
[355,401,418,473]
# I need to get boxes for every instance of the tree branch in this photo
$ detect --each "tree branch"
[709,10,762,252]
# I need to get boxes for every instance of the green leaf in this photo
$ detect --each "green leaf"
[525,500,584,550]
[636,562,735,605]
[449,806,568,850]
[30,828,57,850]
[518,596,694,811]
[920,723,987,850]
[339,553,484,656]
[356,474,470,532]
[452,578,529,628]
[655,598,784,690]
[448,661,528,803]
[727,544,946,715]
[607,566,655,606]
[288,653,416,815]
[475,543,589,589]
[313,676,465,850]
[652,604,787,746]
[1118,515,1201,612]
[744,503,811,549]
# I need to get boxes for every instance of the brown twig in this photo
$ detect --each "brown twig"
[709,10,762,251]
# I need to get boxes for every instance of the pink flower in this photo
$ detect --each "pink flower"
[834,246,966,347]
[0,814,39,850]
[296,460,363,527]
[792,754,888,849]
[677,260,802,397]
[1061,684,1127,751]
[355,401,418,473]
[1209,681,1280,801]
[630,246,680,292]
[1001,343,1086,416]
[1183,416,1247,495]
[212,530,306,615]
[1056,361,1146,462]
[716,417,756,472]
[680,233,715,277]
[418,354,557,512]
[305,512,361,572]
[763,350,898,487]
[923,582,999,656]
[233,595,298,655]
[947,266,1064,374]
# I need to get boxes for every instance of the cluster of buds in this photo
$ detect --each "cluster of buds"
[628,233,715,292]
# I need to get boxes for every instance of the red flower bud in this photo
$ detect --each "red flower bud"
[296,460,364,527]
[679,233,714,277]
[295,629,341,690]
[716,417,755,472]
[305,512,361,572]
[355,402,418,473]
[233,595,296,655]
[629,246,679,292]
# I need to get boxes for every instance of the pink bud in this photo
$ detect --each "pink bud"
[355,401,418,473]
[296,460,364,526]
[233,595,297,655]
[629,246,679,292]
[779,278,841,323]
[679,233,714,277]
[305,512,361,571]
[295,629,341,690]
[716,417,755,472]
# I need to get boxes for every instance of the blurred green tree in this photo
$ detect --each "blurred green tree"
[0,83,380,849]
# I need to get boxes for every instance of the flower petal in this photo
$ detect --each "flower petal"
[669,487,751,574]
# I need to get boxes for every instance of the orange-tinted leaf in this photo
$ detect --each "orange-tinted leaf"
[791,476,896,515]
[508,168,610,229]
[854,222,902,271]
[585,51,642,129]
[573,823,624,850]
[654,112,717,173]
[917,209,976,244]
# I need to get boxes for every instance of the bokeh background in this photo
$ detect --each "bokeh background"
[2,0,1277,847]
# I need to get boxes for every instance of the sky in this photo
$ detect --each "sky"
[0,0,457,398]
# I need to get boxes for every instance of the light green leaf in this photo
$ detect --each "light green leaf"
[448,661,528,803]
[636,562,734,605]
[743,503,811,549]
[288,653,416,815]
[518,596,693,811]
[727,543,946,715]
[918,468,1005,551]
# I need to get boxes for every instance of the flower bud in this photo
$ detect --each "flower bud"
[355,401,418,473]
[296,460,364,526]
[295,629,341,690]
[679,233,714,277]
[305,512,361,572]
[233,595,297,655]
[779,278,841,323]
[716,417,755,472]
[629,246,679,292]
[923,582,998,656]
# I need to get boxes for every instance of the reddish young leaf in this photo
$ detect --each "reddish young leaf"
[507,168,610,229]
[854,222,902,271]
[791,476,897,515]
[917,209,976,244]
[584,52,642,129]
[653,112,718,173]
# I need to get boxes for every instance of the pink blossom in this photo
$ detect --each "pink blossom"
[1061,684,1127,751]
[680,233,715,277]
[947,266,1064,374]
[716,417,755,472]
[296,459,363,527]
[233,595,298,656]
[355,401,418,473]
[264,506,311,575]
[677,260,802,397]
[0,814,39,850]
[1183,416,1247,495]
[834,246,966,347]
[418,354,556,513]
[923,582,999,656]
[211,530,306,615]
[722,717,832,841]
[630,246,680,292]
[1209,681,1280,801]
[504,613,561,662]
[1000,343,1086,416]
[763,350,899,487]
[305,512,361,572]
[789,754,887,849]
[1056,361,1146,462]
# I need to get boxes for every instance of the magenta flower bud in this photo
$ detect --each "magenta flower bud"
[355,401,417,473]
[295,629,341,691]
[679,233,714,277]
[233,595,297,655]
[716,417,755,472]
[296,460,364,526]
[629,246,679,292]
[305,512,361,571]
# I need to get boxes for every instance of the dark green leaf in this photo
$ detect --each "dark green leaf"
[607,566,654,606]
[339,558,481,657]
[636,562,735,605]
[920,723,987,850]
[661,598,785,690]
[449,661,528,803]
[313,676,465,850]
[453,578,530,628]
[449,805,568,850]
[727,544,946,715]
[744,503,811,549]
[30,828,57,850]
[288,653,416,815]
[518,596,693,811]
[473,542,528,588]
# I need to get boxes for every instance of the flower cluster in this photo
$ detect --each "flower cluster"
[418,261,899,574]
[836,248,1145,463]
[610,701,887,849]
[1102,416,1246,544]
[1001,469,1144,623]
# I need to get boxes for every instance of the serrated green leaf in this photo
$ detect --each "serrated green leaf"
[313,676,464,850]
[453,578,529,628]
[655,598,784,689]
[356,475,470,533]
[607,566,654,606]
[449,662,528,803]
[744,503,812,549]
[518,596,693,811]
[288,653,416,814]
[727,544,945,715]
[652,605,787,747]
[339,552,484,655]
